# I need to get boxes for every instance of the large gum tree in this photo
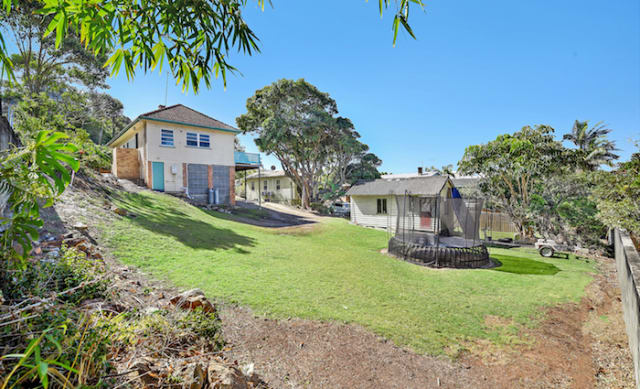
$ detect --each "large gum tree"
[237,78,354,209]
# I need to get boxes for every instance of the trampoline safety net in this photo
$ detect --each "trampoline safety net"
[389,192,491,268]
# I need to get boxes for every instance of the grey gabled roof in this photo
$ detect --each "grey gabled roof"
[108,104,238,146]
[346,176,450,196]
[140,104,238,132]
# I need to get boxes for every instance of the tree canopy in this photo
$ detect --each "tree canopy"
[458,125,567,237]
[0,0,424,93]
[237,79,378,208]
[591,145,640,235]
[0,1,109,94]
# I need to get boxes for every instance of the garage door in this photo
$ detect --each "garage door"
[187,164,208,197]
[212,166,230,204]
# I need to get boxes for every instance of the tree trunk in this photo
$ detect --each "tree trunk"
[301,180,312,209]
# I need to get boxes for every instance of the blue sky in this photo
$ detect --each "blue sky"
[106,0,640,173]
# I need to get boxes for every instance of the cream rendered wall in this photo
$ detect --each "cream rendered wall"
[138,125,147,183]
[144,120,235,192]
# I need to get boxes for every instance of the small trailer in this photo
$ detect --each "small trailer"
[535,239,569,258]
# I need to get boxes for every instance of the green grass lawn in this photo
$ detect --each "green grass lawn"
[99,190,596,355]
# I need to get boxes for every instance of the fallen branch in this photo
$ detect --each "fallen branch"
[0,277,106,323]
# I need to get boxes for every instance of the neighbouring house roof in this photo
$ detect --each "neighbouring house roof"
[107,104,239,147]
[246,170,289,180]
[347,176,451,197]
[381,171,440,179]
[451,176,482,188]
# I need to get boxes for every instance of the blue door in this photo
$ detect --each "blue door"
[152,162,164,191]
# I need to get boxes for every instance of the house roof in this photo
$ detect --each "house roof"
[246,170,288,179]
[346,176,451,196]
[381,171,440,179]
[451,176,481,188]
[107,104,239,147]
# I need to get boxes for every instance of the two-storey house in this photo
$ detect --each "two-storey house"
[108,104,260,205]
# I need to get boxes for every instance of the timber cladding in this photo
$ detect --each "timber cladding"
[113,148,140,179]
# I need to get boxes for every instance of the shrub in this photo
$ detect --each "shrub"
[0,247,114,387]
[310,202,330,215]
[592,151,640,235]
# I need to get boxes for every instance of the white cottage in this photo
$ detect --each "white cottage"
[347,176,455,231]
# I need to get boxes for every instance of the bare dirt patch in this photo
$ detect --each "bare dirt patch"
[462,257,634,389]
[220,305,488,389]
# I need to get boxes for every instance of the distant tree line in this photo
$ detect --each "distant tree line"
[458,120,631,250]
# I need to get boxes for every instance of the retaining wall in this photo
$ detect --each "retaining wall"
[615,229,640,388]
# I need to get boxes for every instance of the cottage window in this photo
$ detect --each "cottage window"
[276,180,280,190]
[251,182,255,191]
[377,198,387,214]
[263,181,268,191]
[161,129,174,146]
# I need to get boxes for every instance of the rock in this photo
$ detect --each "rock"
[46,249,60,259]
[207,361,249,389]
[73,222,89,232]
[58,232,74,240]
[192,363,206,389]
[241,363,254,376]
[130,357,159,387]
[170,289,216,314]
[113,207,128,216]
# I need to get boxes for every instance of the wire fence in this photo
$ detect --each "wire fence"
[388,191,492,268]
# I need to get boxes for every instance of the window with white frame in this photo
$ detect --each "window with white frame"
[199,134,210,148]
[276,179,280,190]
[377,198,388,214]
[186,132,211,148]
[263,181,267,191]
[186,132,198,146]
[161,129,174,146]
[251,182,255,191]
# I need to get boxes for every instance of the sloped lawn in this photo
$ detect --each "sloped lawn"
[100,190,596,355]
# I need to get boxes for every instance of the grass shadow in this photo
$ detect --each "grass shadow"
[112,191,256,251]
[491,254,560,276]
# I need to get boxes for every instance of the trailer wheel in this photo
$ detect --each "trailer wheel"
[539,246,554,258]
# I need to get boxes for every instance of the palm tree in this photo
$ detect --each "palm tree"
[563,120,619,170]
